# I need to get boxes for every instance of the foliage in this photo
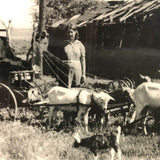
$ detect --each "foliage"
[33,0,109,26]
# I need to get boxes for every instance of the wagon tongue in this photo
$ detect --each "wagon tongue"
[29,99,49,106]
[28,99,42,104]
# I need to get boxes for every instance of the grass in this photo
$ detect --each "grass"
[0,121,91,160]
[122,135,160,160]
[0,120,160,160]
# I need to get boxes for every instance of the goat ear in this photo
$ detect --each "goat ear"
[139,74,144,78]
[139,74,151,82]
[110,95,115,101]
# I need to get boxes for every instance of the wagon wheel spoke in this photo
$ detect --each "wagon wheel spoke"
[0,83,18,120]
[145,115,155,128]
[123,77,135,89]
[30,105,41,117]
[6,106,16,120]
[31,105,49,119]
[6,101,27,120]
[118,80,128,88]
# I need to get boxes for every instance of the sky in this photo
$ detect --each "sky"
[0,0,35,28]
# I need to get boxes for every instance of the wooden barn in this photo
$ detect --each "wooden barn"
[47,0,160,80]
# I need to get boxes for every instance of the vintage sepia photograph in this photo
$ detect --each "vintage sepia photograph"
[0,0,160,159]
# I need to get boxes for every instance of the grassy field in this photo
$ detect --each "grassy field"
[1,28,160,160]
[0,120,160,160]
[10,28,32,59]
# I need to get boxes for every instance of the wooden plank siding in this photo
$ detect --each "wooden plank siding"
[47,0,160,80]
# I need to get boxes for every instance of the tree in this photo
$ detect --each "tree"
[32,0,109,27]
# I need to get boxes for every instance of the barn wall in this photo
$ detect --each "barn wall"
[86,47,160,79]
[79,12,160,79]
[47,12,160,80]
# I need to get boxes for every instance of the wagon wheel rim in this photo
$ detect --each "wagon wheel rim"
[0,83,18,120]
[145,115,155,133]
[118,80,129,88]
[123,77,135,89]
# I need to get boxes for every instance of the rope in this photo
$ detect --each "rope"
[37,43,120,82]
[86,72,111,80]
[40,44,111,79]
[37,43,65,67]
[37,43,135,91]
[44,51,106,83]
[43,52,68,78]
[43,54,68,87]
[37,41,82,86]
[43,52,74,86]
[38,44,83,85]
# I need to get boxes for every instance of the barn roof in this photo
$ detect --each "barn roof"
[51,0,160,28]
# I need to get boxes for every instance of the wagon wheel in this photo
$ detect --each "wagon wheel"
[123,77,135,89]
[118,80,129,88]
[136,109,155,135]
[0,83,18,120]
[145,116,155,132]
[144,111,155,135]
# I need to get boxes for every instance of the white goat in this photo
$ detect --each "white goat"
[123,82,160,135]
[28,86,115,132]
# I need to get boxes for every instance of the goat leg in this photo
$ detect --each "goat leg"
[110,148,116,160]
[48,106,57,130]
[84,107,91,133]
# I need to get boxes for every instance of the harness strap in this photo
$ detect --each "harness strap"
[76,90,95,113]
[90,93,95,106]
[76,89,83,113]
